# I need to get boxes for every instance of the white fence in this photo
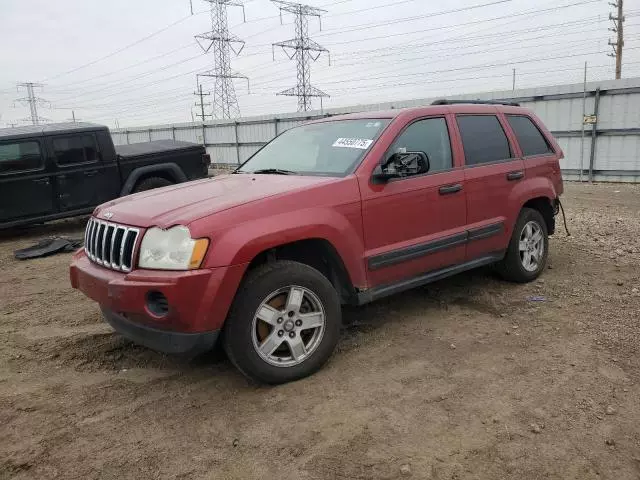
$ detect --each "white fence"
[111,77,640,182]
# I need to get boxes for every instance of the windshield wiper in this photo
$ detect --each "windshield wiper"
[252,168,297,175]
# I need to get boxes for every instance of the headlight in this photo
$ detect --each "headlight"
[138,226,209,270]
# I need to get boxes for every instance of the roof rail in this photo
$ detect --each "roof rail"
[431,99,521,107]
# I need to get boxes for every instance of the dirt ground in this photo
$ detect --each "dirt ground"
[1,182,640,480]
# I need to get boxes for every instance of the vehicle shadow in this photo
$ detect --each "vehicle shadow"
[341,266,504,334]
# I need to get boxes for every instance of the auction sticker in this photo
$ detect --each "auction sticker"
[332,138,373,149]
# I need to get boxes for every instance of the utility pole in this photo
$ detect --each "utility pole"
[15,82,49,125]
[272,1,330,112]
[67,110,80,123]
[579,61,588,182]
[608,0,625,79]
[194,83,212,121]
[194,0,249,119]
[512,68,516,91]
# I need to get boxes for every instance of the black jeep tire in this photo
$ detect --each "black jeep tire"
[133,176,173,193]
[223,260,341,384]
[497,207,549,283]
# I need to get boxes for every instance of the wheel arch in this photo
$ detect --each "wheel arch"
[521,196,556,235]
[243,238,358,305]
[509,176,558,235]
[120,163,187,196]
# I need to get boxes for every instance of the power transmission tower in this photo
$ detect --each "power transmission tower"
[608,0,625,79]
[15,82,49,125]
[272,1,330,112]
[194,84,213,121]
[195,0,249,119]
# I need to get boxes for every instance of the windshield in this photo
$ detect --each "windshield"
[237,119,391,176]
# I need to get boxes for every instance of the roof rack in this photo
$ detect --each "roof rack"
[431,99,520,107]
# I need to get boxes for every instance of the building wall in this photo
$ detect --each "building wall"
[110,77,640,182]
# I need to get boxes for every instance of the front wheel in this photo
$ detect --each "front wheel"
[497,208,549,283]
[223,260,341,384]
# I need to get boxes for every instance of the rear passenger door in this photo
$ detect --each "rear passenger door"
[50,133,116,211]
[505,114,558,181]
[0,139,56,224]
[456,114,524,261]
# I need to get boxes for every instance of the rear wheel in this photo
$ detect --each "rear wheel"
[223,260,341,384]
[497,208,549,283]
[133,176,173,193]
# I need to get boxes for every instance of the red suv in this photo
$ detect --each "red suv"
[70,101,564,384]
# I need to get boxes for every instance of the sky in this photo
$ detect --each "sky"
[1,0,639,128]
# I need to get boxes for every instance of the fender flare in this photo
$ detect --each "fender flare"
[120,163,187,196]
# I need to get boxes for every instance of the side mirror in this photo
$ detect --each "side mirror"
[372,164,398,183]
[372,151,430,184]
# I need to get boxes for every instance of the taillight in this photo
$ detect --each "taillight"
[202,153,211,166]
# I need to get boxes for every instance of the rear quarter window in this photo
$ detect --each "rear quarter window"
[506,115,553,157]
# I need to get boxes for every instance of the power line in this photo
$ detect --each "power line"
[51,42,196,89]
[272,1,330,112]
[315,0,513,36]
[258,46,640,89]
[249,18,610,86]
[41,12,205,82]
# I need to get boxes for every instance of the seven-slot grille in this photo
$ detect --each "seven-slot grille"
[84,218,140,272]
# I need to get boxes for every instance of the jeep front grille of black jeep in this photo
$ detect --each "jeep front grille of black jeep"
[84,218,140,272]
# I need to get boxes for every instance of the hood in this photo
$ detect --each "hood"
[93,174,338,228]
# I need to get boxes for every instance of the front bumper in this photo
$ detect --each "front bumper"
[70,251,247,352]
[101,308,218,354]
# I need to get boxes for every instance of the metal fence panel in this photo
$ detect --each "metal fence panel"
[595,135,640,172]
[205,124,235,143]
[149,129,174,141]
[111,132,127,145]
[207,146,237,164]
[239,144,262,163]
[174,127,199,144]
[238,122,274,143]
[556,137,590,171]
[127,130,151,143]
[597,93,640,129]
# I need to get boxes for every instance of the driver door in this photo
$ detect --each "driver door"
[359,116,467,287]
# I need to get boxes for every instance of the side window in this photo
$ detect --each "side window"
[388,118,452,175]
[456,115,512,166]
[53,135,99,166]
[0,141,43,174]
[506,115,553,156]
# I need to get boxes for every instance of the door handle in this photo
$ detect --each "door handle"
[32,178,50,185]
[84,170,99,177]
[506,171,525,181]
[439,184,463,195]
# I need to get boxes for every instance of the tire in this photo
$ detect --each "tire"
[497,208,549,283]
[223,260,341,384]
[133,176,173,193]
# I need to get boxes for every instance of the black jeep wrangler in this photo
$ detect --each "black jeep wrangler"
[0,122,210,229]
